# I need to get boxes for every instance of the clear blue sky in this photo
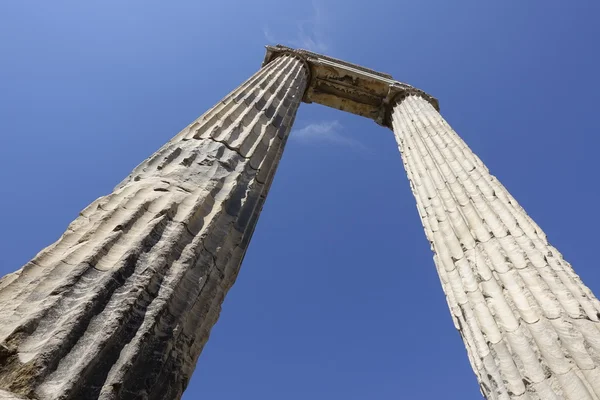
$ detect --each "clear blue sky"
[1,1,599,399]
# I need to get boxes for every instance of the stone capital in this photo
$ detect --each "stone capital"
[262,44,439,128]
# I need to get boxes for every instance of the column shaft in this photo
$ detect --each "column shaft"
[392,95,600,400]
[0,54,307,400]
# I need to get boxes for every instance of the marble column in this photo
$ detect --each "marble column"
[0,54,307,400]
[391,94,600,400]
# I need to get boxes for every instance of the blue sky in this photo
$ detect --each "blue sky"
[1,1,599,399]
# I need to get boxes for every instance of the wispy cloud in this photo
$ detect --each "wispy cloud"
[263,1,330,53]
[291,121,370,154]
[262,26,277,45]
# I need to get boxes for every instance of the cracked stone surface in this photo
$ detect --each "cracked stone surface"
[392,95,600,400]
[0,54,307,400]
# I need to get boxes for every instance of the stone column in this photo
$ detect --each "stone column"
[0,54,307,400]
[391,94,600,400]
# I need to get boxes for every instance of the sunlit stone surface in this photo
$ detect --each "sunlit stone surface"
[392,95,600,400]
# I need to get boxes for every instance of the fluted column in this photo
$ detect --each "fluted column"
[392,95,600,400]
[0,54,307,400]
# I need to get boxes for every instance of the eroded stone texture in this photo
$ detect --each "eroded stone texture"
[392,95,600,400]
[0,54,307,400]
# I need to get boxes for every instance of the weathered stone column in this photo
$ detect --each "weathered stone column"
[0,53,307,400]
[391,95,600,400]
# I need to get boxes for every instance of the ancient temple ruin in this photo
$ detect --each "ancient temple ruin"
[1,45,599,400]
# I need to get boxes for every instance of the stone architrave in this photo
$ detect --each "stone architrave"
[0,53,307,399]
[1,44,600,400]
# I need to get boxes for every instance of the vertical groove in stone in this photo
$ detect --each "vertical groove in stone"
[391,95,600,400]
[0,54,307,400]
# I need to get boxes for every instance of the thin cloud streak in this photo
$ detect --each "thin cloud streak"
[291,121,371,154]
[263,1,330,53]
[262,26,277,45]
